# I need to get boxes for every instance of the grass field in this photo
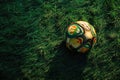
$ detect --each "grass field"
[0,0,120,80]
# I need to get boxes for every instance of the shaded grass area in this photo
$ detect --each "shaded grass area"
[0,0,120,80]
[45,41,88,80]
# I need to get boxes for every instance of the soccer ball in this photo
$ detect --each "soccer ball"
[66,21,97,53]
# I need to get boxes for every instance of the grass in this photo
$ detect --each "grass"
[0,0,120,80]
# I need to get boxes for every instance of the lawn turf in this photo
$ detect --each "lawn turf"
[0,0,120,80]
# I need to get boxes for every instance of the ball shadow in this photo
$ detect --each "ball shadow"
[45,41,88,80]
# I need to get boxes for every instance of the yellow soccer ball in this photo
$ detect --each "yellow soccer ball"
[66,21,97,53]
